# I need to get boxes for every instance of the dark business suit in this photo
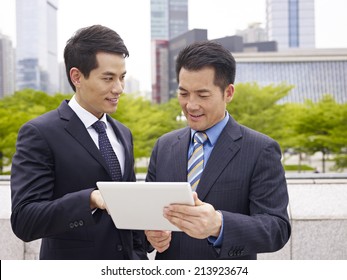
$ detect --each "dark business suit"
[11,100,147,260]
[146,115,291,260]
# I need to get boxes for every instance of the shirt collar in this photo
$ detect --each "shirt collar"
[190,112,229,146]
[68,95,108,129]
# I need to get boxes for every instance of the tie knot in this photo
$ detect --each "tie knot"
[193,132,208,145]
[92,120,106,134]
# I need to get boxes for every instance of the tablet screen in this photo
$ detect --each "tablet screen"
[96,181,194,231]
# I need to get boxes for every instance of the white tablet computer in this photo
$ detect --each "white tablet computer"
[96,181,194,231]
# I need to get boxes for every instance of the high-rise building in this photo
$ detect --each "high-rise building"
[152,40,169,103]
[16,0,59,94]
[151,0,188,40]
[150,0,188,103]
[0,33,15,98]
[58,62,73,95]
[266,0,315,49]
[167,29,277,100]
[168,29,207,99]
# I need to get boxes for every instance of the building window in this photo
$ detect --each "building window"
[288,0,299,47]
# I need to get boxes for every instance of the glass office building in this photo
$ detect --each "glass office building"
[16,0,59,94]
[266,0,315,49]
[0,33,15,98]
[151,0,188,103]
[234,49,347,103]
[151,0,188,40]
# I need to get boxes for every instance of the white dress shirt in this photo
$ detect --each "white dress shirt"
[68,95,125,175]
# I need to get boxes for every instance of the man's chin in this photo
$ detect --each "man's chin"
[105,105,118,115]
[187,121,203,131]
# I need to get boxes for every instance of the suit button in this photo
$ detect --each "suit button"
[69,222,74,228]
[79,220,84,226]
[117,245,123,251]
[74,221,79,227]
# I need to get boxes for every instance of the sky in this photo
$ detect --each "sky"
[0,0,347,92]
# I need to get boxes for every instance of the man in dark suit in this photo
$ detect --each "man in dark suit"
[145,41,291,260]
[10,25,147,260]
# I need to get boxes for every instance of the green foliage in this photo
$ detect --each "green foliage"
[1,85,346,174]
[227,82,294,144]
[227,82,293,120]
[0,90,72,172]
[294,95,344,152]
[331,102,347,170]
[113,94,185,159]
[135,166,148,174]
[331,154,347,171]
[291,95,347,171]
[284,164,315,171]
[227,84,347,171]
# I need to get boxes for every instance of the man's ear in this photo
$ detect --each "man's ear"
[225,84,235,103]
[70,67,82,88]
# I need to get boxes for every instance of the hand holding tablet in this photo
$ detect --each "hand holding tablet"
[96,182,194,231]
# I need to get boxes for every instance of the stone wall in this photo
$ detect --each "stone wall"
[1,175,347,260]
[259,181,347,260]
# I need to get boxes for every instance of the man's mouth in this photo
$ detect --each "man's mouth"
[106,97,119,104]
[189,113,203,119]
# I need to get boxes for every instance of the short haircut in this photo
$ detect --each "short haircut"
[175,41,236,91]
[64,25,129,91]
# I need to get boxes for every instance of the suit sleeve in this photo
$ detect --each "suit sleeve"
[217,140,291,258]
[10,123,96,242]
[146,138,159,183]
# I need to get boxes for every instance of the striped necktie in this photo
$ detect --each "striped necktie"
[92,120,122,181]
[187,132,208,191]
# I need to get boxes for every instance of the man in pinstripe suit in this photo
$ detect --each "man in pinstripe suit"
[145,41,291,260]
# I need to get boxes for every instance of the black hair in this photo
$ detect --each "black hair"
[175,41,236,91]
[64,25,129,91]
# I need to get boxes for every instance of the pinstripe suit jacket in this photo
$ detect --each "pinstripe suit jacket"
[11,100,147,260]
[146,115,291,260]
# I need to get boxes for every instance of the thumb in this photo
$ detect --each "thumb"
[192,191,204,206]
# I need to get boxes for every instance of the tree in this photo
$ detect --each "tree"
[293,95,347,172]
[113,94,185,159]
[1,87,345,174]
[326,101,347,171]
[227,82,294,145]
[0,90,71,174]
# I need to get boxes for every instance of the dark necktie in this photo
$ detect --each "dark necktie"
[92,120,122,181]
[187,132,208,191]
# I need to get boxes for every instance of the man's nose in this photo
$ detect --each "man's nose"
[111,80,123,94]
[186,97,199,110]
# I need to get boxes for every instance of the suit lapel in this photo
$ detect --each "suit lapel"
[107,116,132,181]
[197,116,242,201]
[58,101,110,177]
[171,128,191,182]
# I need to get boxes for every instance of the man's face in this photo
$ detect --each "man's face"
[73,52,126,119]
[177,67,234,131]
